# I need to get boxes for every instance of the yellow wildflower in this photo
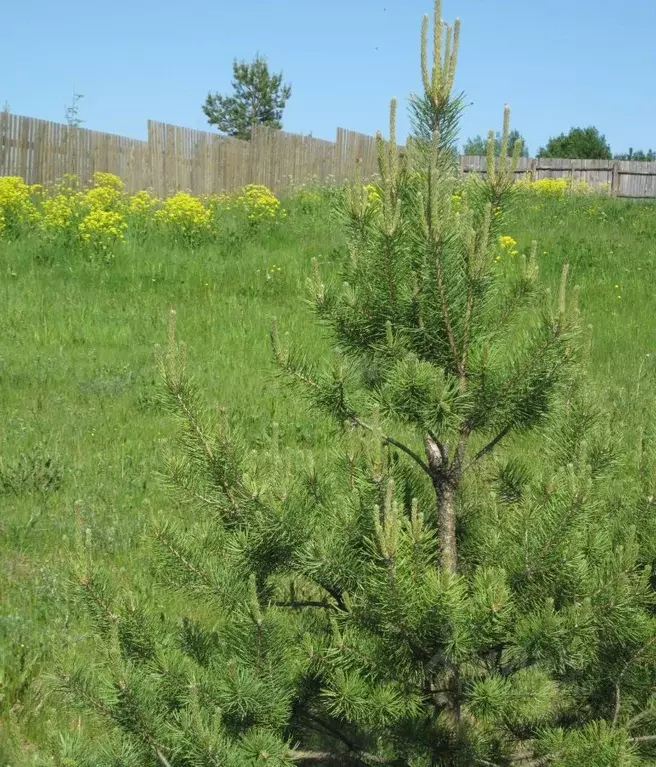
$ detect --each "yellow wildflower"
[127,190,159,215]
[85,184,123,211]
[155,191,212,244]
[41,190,86,238]
[235,184,284,223]
[0,176,39,236]
[498,235,517,249]
[91,172,124,192]
[78,208,127,255]
[364,184,381,205]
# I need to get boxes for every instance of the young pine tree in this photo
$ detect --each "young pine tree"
[55,2,656,765]
[203,55,292,141]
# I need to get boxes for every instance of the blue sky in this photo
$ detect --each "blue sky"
[2,0,654,155]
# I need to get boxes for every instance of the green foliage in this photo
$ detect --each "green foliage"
[407,8,463,174]
[203,54,292,141]
[463,129,529,157]
[539,126,612,159]
[409,90,467,162]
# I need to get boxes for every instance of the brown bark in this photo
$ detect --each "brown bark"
[424,435,458,574]
[436,479,457,574]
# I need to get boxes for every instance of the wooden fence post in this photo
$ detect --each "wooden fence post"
[0,108,9,175]
[611,162,621,197]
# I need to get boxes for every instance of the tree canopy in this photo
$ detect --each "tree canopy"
[614,148,656,161]
[464,129,529,157]
[203,54,291,141]
[538,126,612,159]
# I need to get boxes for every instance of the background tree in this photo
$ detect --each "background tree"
[203,54,291,141]
[614,147,656,161]
[64,92,85,128]
[538,125,612,159]
[464,129,529,157]
[55,2,656,765]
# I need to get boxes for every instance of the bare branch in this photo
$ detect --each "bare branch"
[629,734,656,744]
[612,637,656,728]
[290,749,391,766]
[155,749,173,767]
[353,416,432,476]
[434,247,462,376]
[463,422,513,472]
[274,599,339,612]
[612,681,622,728]
[628,705,656,730]
[383,433,432,475]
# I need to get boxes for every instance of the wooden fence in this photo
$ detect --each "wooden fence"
[0,112,382,196]
[0,113,151,192]
[461,156,656,198]
[2,111,656,198]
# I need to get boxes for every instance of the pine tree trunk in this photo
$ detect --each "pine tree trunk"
[437,480,457,574]
[424,435,458,573]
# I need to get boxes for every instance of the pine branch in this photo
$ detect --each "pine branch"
[154,528,216,592]
[354,416,431,476]
[310,579,348,613]
[612,681,621,728]
[162,311,243,516]
[463,423,513,471]
[272,321,432,477]
[163,461,228,511]
[470,313,571,433]
[461,282,475,377]
[432,236,462,378]
[59,671,115,721]
[155,749,173,767]
[301,711,364,754]
[612,636,656,728]
[167,406,242,516]
[78,575,118,624]
[290,749,394,765]
[61,671,174,767]
[525,495,586,580]
[274,599,339,611]
[504,747,551,766]
[461,206,492,382]
[628,701,656,730]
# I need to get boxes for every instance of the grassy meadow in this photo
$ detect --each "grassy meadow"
[0,185,655,761]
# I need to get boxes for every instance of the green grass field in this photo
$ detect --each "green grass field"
[0,192,654,761]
